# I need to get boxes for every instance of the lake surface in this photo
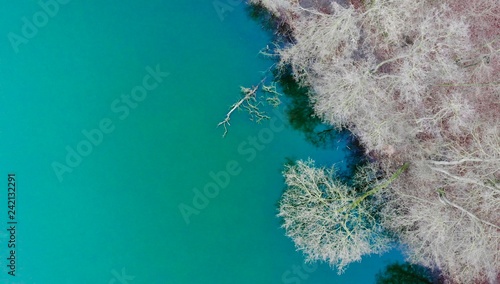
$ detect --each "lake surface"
[0,1,403,283]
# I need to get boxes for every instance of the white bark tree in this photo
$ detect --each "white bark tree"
[278,159,408,273]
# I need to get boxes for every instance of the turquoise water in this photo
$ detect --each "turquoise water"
[0,1,403,283]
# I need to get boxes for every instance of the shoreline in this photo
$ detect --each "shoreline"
[251,0,500,282]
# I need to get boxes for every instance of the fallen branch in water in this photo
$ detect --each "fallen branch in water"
[217,77,267,137]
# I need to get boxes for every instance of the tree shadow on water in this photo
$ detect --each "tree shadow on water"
[276,68,337,148]
[277,75,367,182]
[245,2,333,149]
[276,67,367,179]
[245,4,366,178]
[375,262,440,284]
[244,1,341,150]
[245,3,294,42]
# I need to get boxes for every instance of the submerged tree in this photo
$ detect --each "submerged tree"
[278,159,408,273]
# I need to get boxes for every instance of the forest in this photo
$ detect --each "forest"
[246,0,500,283]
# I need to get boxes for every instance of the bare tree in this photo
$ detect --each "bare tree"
[278,159,408,273]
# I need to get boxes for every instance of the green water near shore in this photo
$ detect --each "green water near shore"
[0,1,402,283]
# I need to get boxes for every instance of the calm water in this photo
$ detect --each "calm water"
[0,1,402,283]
